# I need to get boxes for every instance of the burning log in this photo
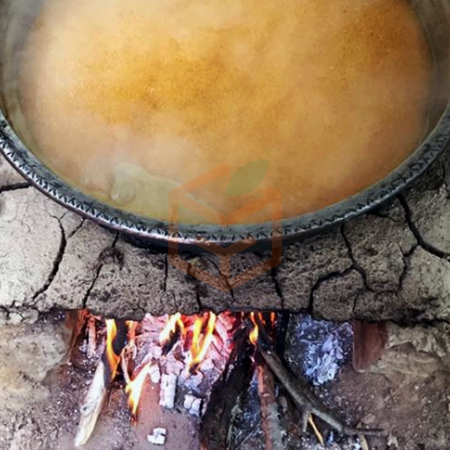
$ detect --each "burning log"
[253,314,385,438]
[200,325,254,450]
[74,319,128,447]
[252,312,285,450]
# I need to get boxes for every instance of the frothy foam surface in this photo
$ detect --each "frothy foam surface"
[17,0,431,224]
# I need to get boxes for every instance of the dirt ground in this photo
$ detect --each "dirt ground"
[0,314,449,450]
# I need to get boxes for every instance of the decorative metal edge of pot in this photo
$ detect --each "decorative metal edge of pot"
[1,106,449,247]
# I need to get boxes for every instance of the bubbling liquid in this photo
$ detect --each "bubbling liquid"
[17,0,431,224]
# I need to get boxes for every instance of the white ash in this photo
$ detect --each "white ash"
[180,371,203,390]
[325,432,364,449]
[183,394,202,416]
[288,315,352,386]
[326,431,335,446]
[387,434,399,448]
[200,358,215,372]
[134,313,237,415]
[149,364,161,384]
[147,428,167,446]
[148,346,163,360]
[165,358,184,376]
[159,374,177,409]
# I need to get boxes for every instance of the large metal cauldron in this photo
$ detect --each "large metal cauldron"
[1,0,450,247]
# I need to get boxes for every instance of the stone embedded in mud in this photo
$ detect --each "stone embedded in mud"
[0,313,72,416]
[369,322,450,378]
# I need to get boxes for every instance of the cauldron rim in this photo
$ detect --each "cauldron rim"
[1,103,449,247]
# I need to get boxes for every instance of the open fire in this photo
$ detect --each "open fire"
[73,311,384,449]
[124,311,229,420]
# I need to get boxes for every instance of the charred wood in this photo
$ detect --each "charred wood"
[200,326,253,450]
[256,355,285,450]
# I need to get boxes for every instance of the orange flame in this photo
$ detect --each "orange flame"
[249,312,277,345]
[125,363,150,418]
[249,313,259,346]
[159,312,219,372]
[188,312,217,371]
[125,312,222,420]
[159,313,185,347]
[105,319,120,376]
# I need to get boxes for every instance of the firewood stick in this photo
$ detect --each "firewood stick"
[74,320,128,447]
[253,315,384,438]
[121,352,131,385]
[360,435,370,450]
[87,315,97,359]
[235,419,263,450]
[120,321,139,385]
[74,359,109,447]
[256,356,285,450]
[257,344,384,436]
[352,321,387,373]
[308,416,325,446]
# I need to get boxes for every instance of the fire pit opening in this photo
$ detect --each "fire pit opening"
[56,309,384,450]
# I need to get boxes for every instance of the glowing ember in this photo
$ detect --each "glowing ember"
[126,363,151,418]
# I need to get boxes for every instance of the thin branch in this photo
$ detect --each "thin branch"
[256,356,284,450]
[254,315,384,438]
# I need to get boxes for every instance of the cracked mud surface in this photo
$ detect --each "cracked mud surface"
[1,149,450,323]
